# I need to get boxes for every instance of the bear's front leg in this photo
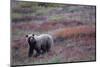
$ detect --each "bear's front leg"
[28,47,34,57]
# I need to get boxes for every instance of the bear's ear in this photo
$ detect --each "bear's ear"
[26,35,28,37]
[32,34,34,36]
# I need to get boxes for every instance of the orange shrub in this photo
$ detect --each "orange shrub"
[53,25,95,39]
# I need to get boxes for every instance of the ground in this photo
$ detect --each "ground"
[11,1,96,66]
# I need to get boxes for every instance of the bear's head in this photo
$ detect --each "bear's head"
[26,34,36,46]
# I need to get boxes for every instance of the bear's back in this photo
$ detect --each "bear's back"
[35,34,53,46]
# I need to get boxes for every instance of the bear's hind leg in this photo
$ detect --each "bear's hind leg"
[34,48,41,57]
[41,44,47,54]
